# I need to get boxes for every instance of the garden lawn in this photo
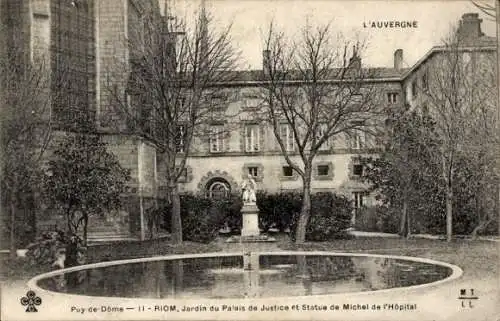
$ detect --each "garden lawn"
[1,235,498,320]
[0,238,221,283]
[279,237,498,283]
[2,235,497,285]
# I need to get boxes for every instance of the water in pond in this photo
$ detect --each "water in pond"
[36,254,452,299]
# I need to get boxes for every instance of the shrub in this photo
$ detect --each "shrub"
[158,194,242,243]
[25,230,87,269]
[257,191,301,232]
[158,191,353,242]
[258,192,352,241]
[354,206,400,234]
[221,194,243,233]
[300,193,353,241]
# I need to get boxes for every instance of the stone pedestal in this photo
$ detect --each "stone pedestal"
[241,203,260,237]
[225,203,276,243]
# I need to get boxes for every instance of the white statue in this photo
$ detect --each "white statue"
[241,174,257,204]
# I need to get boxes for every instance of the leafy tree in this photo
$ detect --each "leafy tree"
[43,133,130,245]
[423,27,498,240]
[360,110,441,237]
[362,106,498,237]
[0,30,55,258]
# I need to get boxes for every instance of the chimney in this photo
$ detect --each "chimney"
[262,49,271,75]
[348,45,361,71]
[394,49,403,70]
[457,13,484,44]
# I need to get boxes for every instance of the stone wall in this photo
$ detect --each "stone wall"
[95,0,128,131]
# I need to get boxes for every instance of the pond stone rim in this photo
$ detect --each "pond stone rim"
[27,251,463,300]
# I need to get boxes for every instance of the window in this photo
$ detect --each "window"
[175,125,186,152]
[351,130,365,150]
[139,105,152,134]
[248,166,258,177]
[244,124,260,152]
[349,121,365,150]
[206,92,227,109]
[282,166,294,177]
[317,165,329,176]
[387,92,398,104]
[313,162,334,180]
[209,125,224,153]
[353,192,366,209]
[244,98,261,109]
[279,124,295,151]
[462,52,471,65]
[411,80,418,99]
[422,104,429,115]
[422,71,428,91]
[352,191,367,224]
[353,164,363,176]
[208,180,230,200]
[317,123,330,151]
[352,93,363,104]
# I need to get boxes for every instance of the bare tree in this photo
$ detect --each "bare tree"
[471,1,497,19]
[260,22,380,243]
[423,28,498,241]
[0,44,54,258]
[107,4,240,244]
[471,0,500,237]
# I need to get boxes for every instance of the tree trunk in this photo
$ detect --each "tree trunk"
[496,183,500,237]
[496,0,500,238]
[170,184,183,244]
[82,213,88,247]
[9,195,17,259]
[399,197,408,237]
[442,153,453,242]
[470,188,486,240]
[407,204,411,238]
[445,182,453,242]
[295,172,312,244]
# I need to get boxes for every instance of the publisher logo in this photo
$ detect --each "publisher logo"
[20,290,42,312]
[458,288,478,308]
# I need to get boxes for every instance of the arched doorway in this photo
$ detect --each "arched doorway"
[206,178,231,200]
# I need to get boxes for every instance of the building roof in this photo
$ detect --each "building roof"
[401,35,496,80]
[215,67,409,86]
[215,37,494,86]
[209,13,496,87]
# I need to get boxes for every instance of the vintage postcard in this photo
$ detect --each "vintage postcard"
[1,0,499,320]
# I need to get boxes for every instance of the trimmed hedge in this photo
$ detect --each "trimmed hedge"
[256,191,300,232]
[156,194,242,243]
[156,192,353,242]
[258,191,353,241]
[305,192,353,241]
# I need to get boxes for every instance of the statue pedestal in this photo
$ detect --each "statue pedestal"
[241,203,260,237]
[226,203,276,243]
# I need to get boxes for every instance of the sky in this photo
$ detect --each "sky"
[165,0,497,70]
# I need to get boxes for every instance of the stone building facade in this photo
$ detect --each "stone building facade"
[402,13,496,112]
[166,13,496,228]
[169,68,405,211]
[1,6,495,243]
[1,0,167,242]
[94,0,165,241]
